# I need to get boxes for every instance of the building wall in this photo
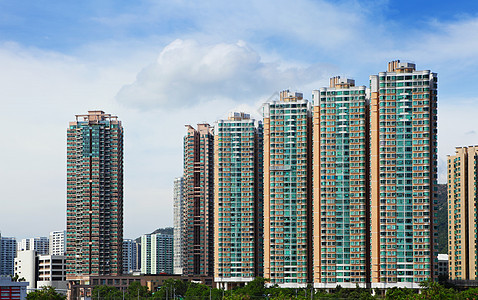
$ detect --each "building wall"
[213,112,264,287]
[370,61,438,287]
[262,91,313,287]
[66,111,124,278]
[123,239,140,274]
[0,276,28,300]
[0,237,16,276]
[49,231,66,256]
[173,177,184,275]
[447,146,478,280]
[437,254,449,279]
[183,124,214,277]
[18,238,48,255]
[36,255,67,291]
[312,77,370,288]
[14,250,36,290]
[141,234,173,275]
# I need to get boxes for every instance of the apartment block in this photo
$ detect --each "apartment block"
[183,124,214,277]
[123,239,140,274]
[0,235,16,276]
[36,255,67,291]
[214,112,264,288]
[370,61,438,287]
[66,111,124,278]
[447,146,478,280]
[312,77,370,288]
[141,234,173,275]
[49,231,66,256]
[17,237,49,255]
[262,90,313,287]
[173,177,184,275]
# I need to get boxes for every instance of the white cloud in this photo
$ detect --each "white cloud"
[116,39,329,110]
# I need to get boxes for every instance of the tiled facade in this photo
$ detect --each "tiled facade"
[18,237,49,255]
[447,146,478,280]
[123,239,140,274]
[183,124,214,277]
[49,231,66,256]
[0,236,16,276]
[262,91,313,287]
[173,177,184,275]
[66,111,124,278]
[214,112,264,288]
[141,234,173,275]
[370,61,438,287]
[312,77,370,288]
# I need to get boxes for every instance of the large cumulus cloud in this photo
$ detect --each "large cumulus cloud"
[116,39,328,110]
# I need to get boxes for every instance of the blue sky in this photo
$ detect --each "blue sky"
[1,0,478,240]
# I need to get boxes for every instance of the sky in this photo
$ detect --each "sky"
[1,0,478,240]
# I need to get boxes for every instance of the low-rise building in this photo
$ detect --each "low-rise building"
[36,255,67,291]
[0,275,28,300]
[437,254,448,279]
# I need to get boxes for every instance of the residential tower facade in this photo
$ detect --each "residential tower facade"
[214,112,264,288]
[66,111,124,279]
[370,61,438,287]
[140,234,173,275]
[173,177,184,275]
[183,124,214,277]
[262,91,313,287]
[447,146,478,280]
[312,77,370,288]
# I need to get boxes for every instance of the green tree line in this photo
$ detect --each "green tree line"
[30,278,478,300]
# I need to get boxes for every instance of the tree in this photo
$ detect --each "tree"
[417,280,457,300]
[26,286,66,300]
[91,285,122,300]
[233,277,269,299]
[127,281,151,299]
[152,279,187,299]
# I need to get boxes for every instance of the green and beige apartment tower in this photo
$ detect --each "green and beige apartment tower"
[370,61,438,287]
[312,77,370,288]
[183,124,214,277]
[262,90,313,287]
[214,112,264,288]
[66,111,124,279]
[447,146,478,280]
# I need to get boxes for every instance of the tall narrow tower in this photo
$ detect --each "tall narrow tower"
[262,91,313,287]
[173,177,184,275]
[66,111,124,279]
[312,77,370,288]
[214,112,264,289]
[447,146,478,280]
[370,61,438,287]
[183,124,214,277]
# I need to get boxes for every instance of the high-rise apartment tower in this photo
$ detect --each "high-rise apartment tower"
[447,146,478,280]
[262,91,313,287]
[66,111,124,278]
[183,124,214,276]
[0,234,16,276]
[123,239,141,274]
[173,177,184,275]
[214,112,264,288]
[141,234,173,275]
[370,61,438,287]
[312,77,370,288]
